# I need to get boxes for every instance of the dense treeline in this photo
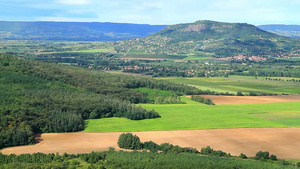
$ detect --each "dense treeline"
[1,54,203,149]
[0,70,159,148]
[134,88,186,104]
[0,150,299,169]
[1,54,202,98]
[191,95,215,105]
[116,133,298,168]
[118,133,225,155]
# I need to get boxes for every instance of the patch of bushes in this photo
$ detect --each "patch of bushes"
[255,151,277,161]
[117,133,300,168]
[191,95,215,105]
[117,133,142,150]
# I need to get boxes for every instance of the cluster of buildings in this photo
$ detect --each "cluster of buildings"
[231,54,266,61]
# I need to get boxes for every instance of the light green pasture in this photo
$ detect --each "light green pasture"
[84,97,300,132]
[159,76,300,95]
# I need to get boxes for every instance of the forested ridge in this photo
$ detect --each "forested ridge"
[0,149,298,169]
[0,21,167,41]
[0,54,202,149]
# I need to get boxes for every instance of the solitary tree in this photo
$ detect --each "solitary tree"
[117,133,142,150]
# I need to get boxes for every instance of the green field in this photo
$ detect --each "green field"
[84,97,300,132]
[122,53,186,59]
[127,49,146,54]
[68,47,116,53]
[159,76,300,95]
[183,55,213,60]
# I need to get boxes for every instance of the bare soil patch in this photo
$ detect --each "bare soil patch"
[190,95,300,105]
[2,128,300,159]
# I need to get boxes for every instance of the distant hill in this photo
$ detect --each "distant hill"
[116,20,300,57]
[258,24,300,38]
[0,21,167,41]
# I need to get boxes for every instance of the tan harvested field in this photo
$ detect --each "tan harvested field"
[2,128,300,159]
[196,95,300,104]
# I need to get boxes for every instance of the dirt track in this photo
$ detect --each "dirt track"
[196,95,300,104]
[2,128,300,159]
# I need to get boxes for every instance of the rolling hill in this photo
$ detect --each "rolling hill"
[0,21,167,41]
[116,20,300,57]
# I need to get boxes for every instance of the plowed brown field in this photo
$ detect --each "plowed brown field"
[2,128,300,159]
[190,95,300,104]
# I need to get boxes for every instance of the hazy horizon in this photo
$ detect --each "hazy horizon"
[1,0,300,25]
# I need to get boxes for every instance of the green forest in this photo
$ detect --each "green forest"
[0,54,203,149]
[1,144,299,169]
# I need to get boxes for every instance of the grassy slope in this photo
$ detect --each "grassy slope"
[84,97,300,132]
[159,76,300,95]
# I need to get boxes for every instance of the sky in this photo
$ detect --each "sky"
[1,0,300,25]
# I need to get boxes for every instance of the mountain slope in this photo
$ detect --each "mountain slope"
[116,20,300,57]
[0,21,167,41]
[258,24,300,38]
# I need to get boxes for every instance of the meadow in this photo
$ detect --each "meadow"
[121,53,186,60]
[159,76,300,95]
[84,97,300,132]
[69,47,116,53]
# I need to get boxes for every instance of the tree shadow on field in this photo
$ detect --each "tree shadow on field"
[34,134,43,143]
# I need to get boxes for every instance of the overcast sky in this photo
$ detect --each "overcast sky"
[1,0,300,25]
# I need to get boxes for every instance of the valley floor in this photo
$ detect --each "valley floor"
[2,128,300,159]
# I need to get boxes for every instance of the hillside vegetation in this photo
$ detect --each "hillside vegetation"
[115,20,300,57]
[0,54,201,149]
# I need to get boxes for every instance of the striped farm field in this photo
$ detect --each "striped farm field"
[160,76,300,95]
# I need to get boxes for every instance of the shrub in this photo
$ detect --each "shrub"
[277,159,291,166]
[255,151,269,160]
[240,153,247,159]
[212,150,227,157]
[200,146,214,155]
[191,95,215,105]
[117,133,142,150]
[270,154,277,161]
[143,141,159,152]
